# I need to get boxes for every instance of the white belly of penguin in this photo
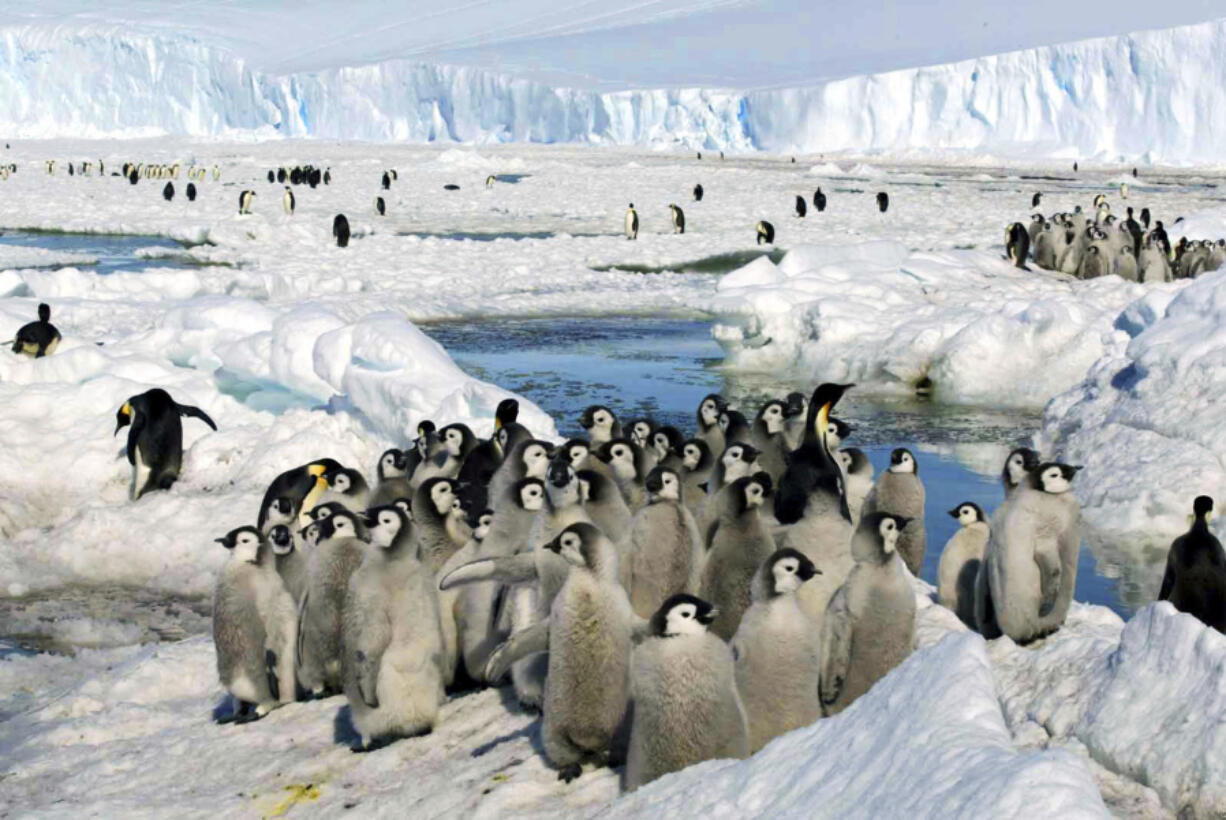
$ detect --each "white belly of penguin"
[130,446,151,500]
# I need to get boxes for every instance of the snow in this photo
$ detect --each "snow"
[0,244,97,270]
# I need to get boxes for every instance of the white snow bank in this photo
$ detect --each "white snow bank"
[710,242,1160,408]
[0,244,96,270]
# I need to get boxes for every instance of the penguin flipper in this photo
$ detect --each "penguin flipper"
[1157,555,1175,602]
[819,588,851,709]
[1035,544,1062,617]
[439,554,538,590]
[294,590,309,675]
[265,649,280,701]
[354,650,380,709]
[484,620,550,682]
[177,403,218,431]
[125,414,146,467]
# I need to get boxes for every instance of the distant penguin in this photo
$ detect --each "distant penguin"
[238,190,255,214]
[1006,222,1030,269]
[212,526,297,724]
[333,214,350,248]
[1140,207,1151,230]
[625,594,749,791]
[1074,161,1079,172]
[323,168,331,185]
[128,168,138,185]
[1132,167,1138,178]
[212,165,220,181]
[755,220,774,245]
[1158,496,1226,633]
[861,448,926,576]
[693,183,704,202]
[813,187,826,212]
[819,512,915,716]
[381,171,391,190]
[669,204,685,234]
[938,502,989,627]
[626,204,639,240]
[1032,192,1042,208]
[282,186,295,215]
[162,182,174,202]
[731,549,822,753]
[1121,182,1129,200]
[795,195,807,218]
[375,196,386,216]
[876,191,889,213]
[1078,244,1107,279]
[10,303,61,357]
[186,182,196,202]
[114,389,217,500]
[443,184,460,191]
[277,168,287,183]
[267,170,275,183]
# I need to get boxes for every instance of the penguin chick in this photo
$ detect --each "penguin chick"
[212,526,297,723]
[625,467,704,618]
[413,477,471,574]
[937,503,989,627]
[596,437,649,511]
[819,512,915,716]
[861,448,926,577]
[626,418,656,451]
[11,303,61,357]
[694,394,728,460]
[297,509,369,697]
[625,594,749,791]
[648,426,685,474]
[578,468,634,552]
[320,466,370,513]
[581,405,623,448]
[719,409,753,448]
[836,447,874,525]
[732,549,822,753]
[1158,496,1226,633]
[700,473,777,640]
[343,504,445,749]
[678,438,715,521]
[781,391,808,451]
[370,448,412,507]
[115,388,218,500]
[749,399,791,482]
[487,437,552,510]
[269,524,308,606]
[412,423,476,488]
[1001,447,1040,500]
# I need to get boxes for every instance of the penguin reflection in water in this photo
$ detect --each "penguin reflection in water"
[115,389,217,500]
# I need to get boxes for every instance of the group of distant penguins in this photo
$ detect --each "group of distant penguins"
[168,377,1221,789]
[1005,190,1225,281]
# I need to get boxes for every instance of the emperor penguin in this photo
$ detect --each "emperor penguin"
[486,174,496,188]
[731,549,822,753]
[370,448,412,507]
[486,436,551,513]
[626,204,639,240]
[257,459,342,530]
[186,182,196,201]
[320,465,370,513]
[876,192,889,213]
[700,473,777,640]
[819,512,915,716]
[297,509,369,697]
[861,448,927,577]
[695,394,728,457]
[1158,496,1226,633]
[678,438,714,521]
[1139,237,1173,283]
[267,170,275,183]
[755,220,774,245]
[577,468,634,551]
[836,447,874,524]
[324,168,331,185]
[212,165,220,181]
[412,423,477,488]
[162,182,174,202]
[625,593,750,791]
[693,183,704,202]
[781,391,808,451]
[937,502,989,627]
[375,196,386,216]
[1006,222,1030,269]
[238,190,255,214]
[596,438,650,511]
[10,303,61,357]
[647,426,685,474]
[701,442,762,526]
[669,204,685,234]
[455,397,521,493]
[624,467,704,618]
[984,463,1081,644]
[115,389,218,500]
[381,171,391,190]
[412,478,471,573]
[719,408,753,448]
[333,214,350,248]
[814,187,827,212]
[749,399,791,483]
[343,504,445,749]
[1032,192,1042,208]
[581,405,623,448]
[269,524,308,606]
[282,186,295,215]
[795,195,807,218]
[1001,447,1039,500]
[212,526,297,723]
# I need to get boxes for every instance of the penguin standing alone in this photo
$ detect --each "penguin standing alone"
[115,389,218,500]
[755,221,774,245]
[333,214,350,248]
[813,187,826,212]
[795,195,807,218]
[162,182,174,202]
[1158,496,1226,633]
[669,204,685,234]
[693,183,704,202]
[1006,222,1031,269]
[375,197,386,216]
[186,183,196,202]
[876,192,889,213]
[938,502,990,627]
[282,186,295,215]
[238,190,255,215]
[1032,192,1042,208]
[10,303,61,357]
[626,204,639,240]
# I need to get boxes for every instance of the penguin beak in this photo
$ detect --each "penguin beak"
[360,512,377,529]
[545,535,562,554]
[215,536,233,549]
[947,508,961,518]
[894,516,913,530]
[494,416,503,431]
[697,607,718,625]
[797,564,821,582]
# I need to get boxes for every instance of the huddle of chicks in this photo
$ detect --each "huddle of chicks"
[210,383,1096,790]
[1012,192,1224,281]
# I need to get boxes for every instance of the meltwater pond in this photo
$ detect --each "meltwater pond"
[0,230,194,274]
[425,315,1150,618]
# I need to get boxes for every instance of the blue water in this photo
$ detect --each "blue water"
[0,230,188,275]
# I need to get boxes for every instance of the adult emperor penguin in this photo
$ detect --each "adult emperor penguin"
[814,187,827,212]
[333,214,350,248]
[320,465,370,512]
[861,448,927,577]
[669,203,685,234]
[876,191,889,213]
[694,394,728,458]
[238,190,255,215]
[282,186,295,215]
[212,526,297,723]
[938,502,990,627]
[700,473,777,640]
[257,458,343,530]
[625,593,749,791]
[342,504,445,749]
[10,303,61,357]
[755,220,774,245]
[1006,222,1030,269]
[693,183,704,202]
[269,524,309,606]
[795,195,807,218]
[375,196,386,216]
[819,512,915,716]
[186,182,197,202]
[370,448,412,507]
[115,389,218,500]
[836,447,874,524]
[162,182,174,202]
[626,204,639,240]
[297,509,369,697]
[1032,192,1042,208]
[732,549,822,753]
[1158,496,1226,633]
[984,462,1081,644]
[485,174,496,188]
[413,478,471,573]
[624,467,703,618]
[580,405,623,448]
[381,171,391,190]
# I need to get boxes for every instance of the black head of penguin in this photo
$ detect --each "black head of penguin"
[1028,462,1081,493]
[268,524,294,554]
[494,398,519,430]
[37,303,51,323]
[649,593,717,637]
[731,471,774,516]
[828,417,853,442]
[719,409,752,441]
[547,451,573,489]
[579,404,620,435]
[802,383,854,448]
[680,438,712,472]
[317,508,368,543]
[697,394,728,429]
[1193,495,1215,522]
[783,391,806,418]
[764,547,820,595]
[652,426,684,457]
[947,501,986,522]
[889,448,918,475]
[596,437,648,481]
[215,525,267,564]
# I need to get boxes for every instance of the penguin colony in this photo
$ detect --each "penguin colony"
[1011,192,1226,281]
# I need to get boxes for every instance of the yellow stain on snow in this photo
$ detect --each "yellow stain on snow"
[263,783,320,818]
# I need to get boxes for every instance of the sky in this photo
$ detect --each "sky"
[1,0,1223,88]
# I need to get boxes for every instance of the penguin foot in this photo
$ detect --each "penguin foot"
[234,709,264,725]
[557,763,582,783]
